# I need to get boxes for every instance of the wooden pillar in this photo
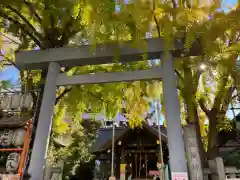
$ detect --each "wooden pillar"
[157,145,162,163]
[120,148,126,180]
[134,154,138,178]
[121,148,125,164]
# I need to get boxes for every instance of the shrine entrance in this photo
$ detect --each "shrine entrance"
[15,38,200,179]
[91,122,169,179]
[125,152,159,179]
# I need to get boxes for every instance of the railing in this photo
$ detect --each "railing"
[203,167,240,180]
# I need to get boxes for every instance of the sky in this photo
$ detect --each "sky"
[0,0,239,121]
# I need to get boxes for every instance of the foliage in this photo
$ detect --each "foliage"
[0,0,240,175]
[48,119,100,179]
[0,80,12,89]
[226,151,240,169]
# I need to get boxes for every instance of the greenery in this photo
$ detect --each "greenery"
[225,148,240,169]
[48,119,101,179]
[0,80,12,89]
[0,0,240,178]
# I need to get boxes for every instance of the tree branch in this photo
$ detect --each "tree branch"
[0,51,17,68]
[193,69,202,93]
[55,87,72,105]
[175,69,184,82]
[152,0,161,38]
[231,92,240,101]
[171,0,177,8]
[24,1,42,23]
[225,32,232,46]
[0,33,21,45]
[212,76,228,111]
[0,9,43,48]
[6,5,43,40]
[219,87,235,117]
[199,98,210,115]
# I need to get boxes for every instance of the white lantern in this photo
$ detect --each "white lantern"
[0,94,10,110]
[0,130,14,147]
[6,152,20,172]
[12,128,26,147]
[9,93,21,110]
[20,93,33,110]
[0,174,20,180]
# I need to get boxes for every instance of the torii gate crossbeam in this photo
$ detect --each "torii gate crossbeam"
[16,38,200,180]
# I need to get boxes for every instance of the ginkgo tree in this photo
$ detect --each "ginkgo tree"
[0,0,164,176]
[0,0,240,177]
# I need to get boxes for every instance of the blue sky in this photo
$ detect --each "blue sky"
[0,66,19,86]
[0,0,239,119]
[222,0,237,10]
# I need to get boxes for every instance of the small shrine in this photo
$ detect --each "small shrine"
[91,123,169,179]
[0,91,37,180]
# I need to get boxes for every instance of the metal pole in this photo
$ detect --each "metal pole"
[28,62,60,180]
[155,100,164,164]
[161,52,188,175]
[111,119,115,177]
[155,100,164,180]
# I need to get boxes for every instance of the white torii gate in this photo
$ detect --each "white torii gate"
[16,38,200,180]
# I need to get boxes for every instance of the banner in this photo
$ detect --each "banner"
[120,164,126,180]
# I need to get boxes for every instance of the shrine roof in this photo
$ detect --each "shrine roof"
[90,124,167,153]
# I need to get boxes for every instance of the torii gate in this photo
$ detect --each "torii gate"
[16,38,200,180]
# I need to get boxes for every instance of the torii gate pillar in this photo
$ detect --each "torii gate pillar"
[28,62,60,179]
[161,53,188,174]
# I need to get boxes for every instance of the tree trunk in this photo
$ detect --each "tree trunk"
[181,60,205,161]
[193,106,205,163]
[207,112,219,160]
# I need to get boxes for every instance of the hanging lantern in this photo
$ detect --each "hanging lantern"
[12,128,26,147]
[20,92,33,110]
[0,174,20,180]
[6,152,20,172]
[0,130,14,147]
[0,94,10,110]
[9,93,21,110]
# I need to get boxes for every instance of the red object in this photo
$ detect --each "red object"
[149,170,160,176]
[0,148,23,152]
[0,120,32,179]
[18,120,32,178]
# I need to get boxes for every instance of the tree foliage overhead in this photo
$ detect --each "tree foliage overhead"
[0,0,240,177]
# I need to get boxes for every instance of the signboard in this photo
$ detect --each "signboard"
[172,172,188,180]
[120,164,126,180]
[149,170,160,176]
